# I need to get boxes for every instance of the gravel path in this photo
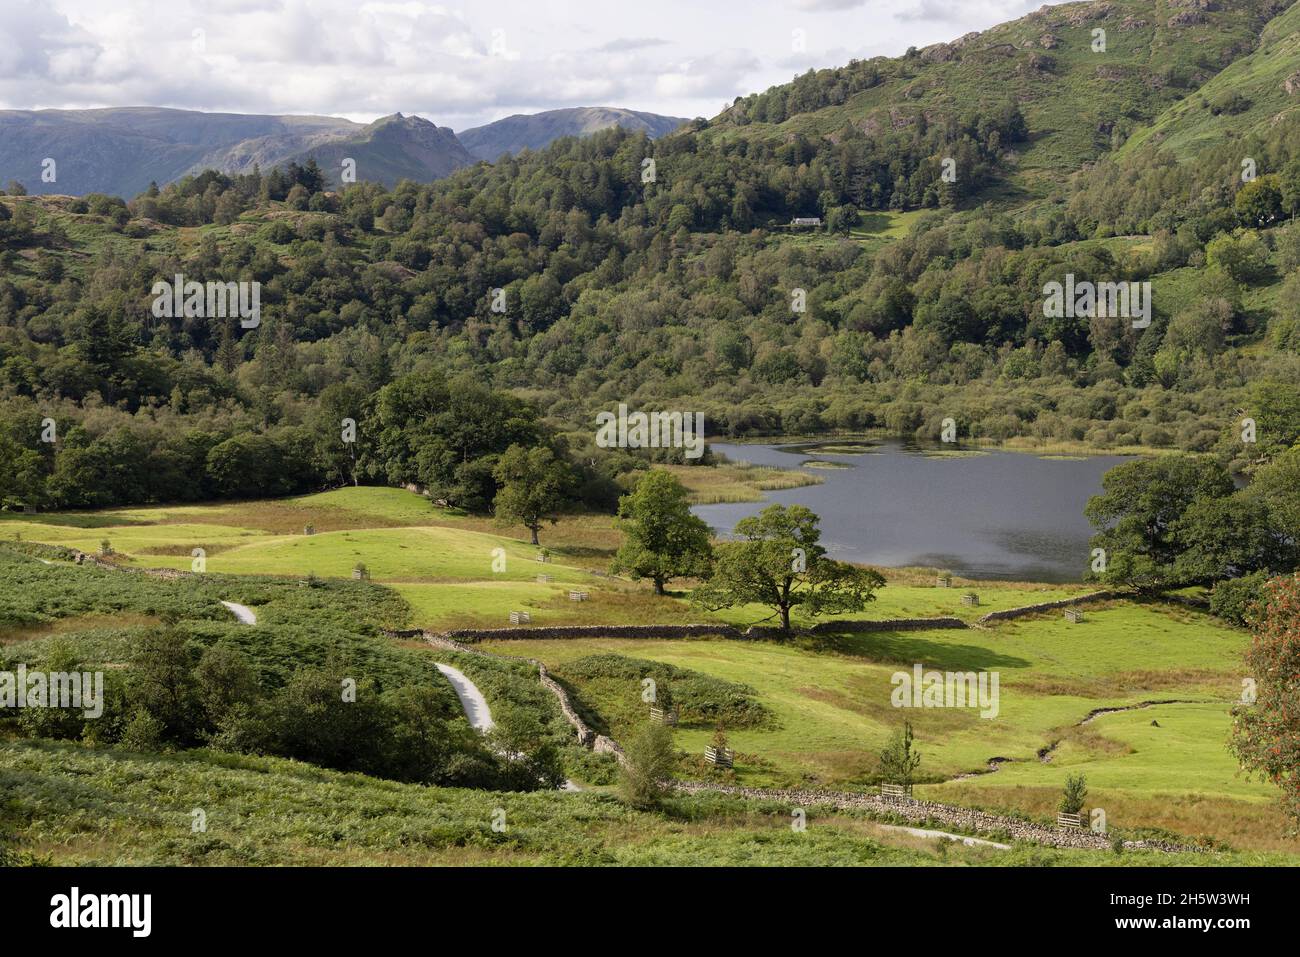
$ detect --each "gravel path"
[219,600,257,625]
[435,662,495,731]
[877,824,1010,849]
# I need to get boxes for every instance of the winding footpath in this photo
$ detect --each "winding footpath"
[32,554,1190,850]
[219,600,257,625]
[433,660,581,790]
[435,663,495,731]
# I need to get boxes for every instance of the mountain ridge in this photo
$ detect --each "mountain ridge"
[0,104,690,197]
[458,107,689,161]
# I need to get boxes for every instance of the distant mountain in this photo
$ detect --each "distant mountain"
[458,107,689,161]
[0,108,473,197]
[199,112,474,186]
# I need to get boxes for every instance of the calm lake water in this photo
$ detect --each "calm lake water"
[693,441,1134,583]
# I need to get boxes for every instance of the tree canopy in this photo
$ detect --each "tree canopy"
[691,503,884,633]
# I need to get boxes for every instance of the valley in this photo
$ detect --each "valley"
[3,0,1300,891]
[2,474,1289,862]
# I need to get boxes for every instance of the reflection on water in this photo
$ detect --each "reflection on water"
[693,440,1134,583]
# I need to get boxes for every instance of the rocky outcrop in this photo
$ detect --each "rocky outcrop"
[1064,1,1114,25]
[920,42,957,63]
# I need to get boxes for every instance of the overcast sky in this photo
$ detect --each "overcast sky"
[0,0,1066,132]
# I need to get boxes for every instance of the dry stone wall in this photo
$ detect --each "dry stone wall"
[439,624,742,643]
[672,782,1199,853]
[810,617,966,633]
[975,591,1115,624]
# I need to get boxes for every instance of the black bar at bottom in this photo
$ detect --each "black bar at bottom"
[0,865,1277,941]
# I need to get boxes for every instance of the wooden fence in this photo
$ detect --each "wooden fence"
[705,746,734,768]
[649,706,679,726]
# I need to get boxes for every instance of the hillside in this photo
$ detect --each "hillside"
[3,0,1300,511]
[1119,0,1300,160]
[5,0,1300,883]
[459,107,689,161]
[705,0,1288,194]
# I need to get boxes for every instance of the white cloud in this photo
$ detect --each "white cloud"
[0,0,1074,128]
[791,0,867,10]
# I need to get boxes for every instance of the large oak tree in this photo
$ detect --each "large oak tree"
[691,504,883,634]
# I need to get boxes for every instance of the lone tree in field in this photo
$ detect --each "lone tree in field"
[1230,576,1300,825]
[879,721,921,787]
[1059,773,1088,815]
[691,504,883,634]
[611,470,713,594]
[492,444,570,545]
[620,721,676,809]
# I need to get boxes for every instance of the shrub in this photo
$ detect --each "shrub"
[1059,773,1088,815]
[620,721,676,809]
[879,721,921,786]
[1209,572,1269,626]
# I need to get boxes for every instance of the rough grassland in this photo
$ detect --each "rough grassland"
[4,739,1289,867]
[3,485,1295,855]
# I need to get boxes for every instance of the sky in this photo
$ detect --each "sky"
[0,0,1068,132]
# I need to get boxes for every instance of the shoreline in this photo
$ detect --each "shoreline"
[705,430,1157,459]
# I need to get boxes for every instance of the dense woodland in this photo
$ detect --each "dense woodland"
[1,0,1299,534]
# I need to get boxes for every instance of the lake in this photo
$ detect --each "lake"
[693,441,1134,583]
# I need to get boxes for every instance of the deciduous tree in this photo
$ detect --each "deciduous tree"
[1230,577,1300,825]
[611,470,713,594]
[493,444,571,545]
[691,504,884,633]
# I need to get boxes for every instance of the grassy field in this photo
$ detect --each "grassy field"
[2,483,1295,857]
[477,598,1287,850]
[482,601,1249,787]
[5,738,1290,866]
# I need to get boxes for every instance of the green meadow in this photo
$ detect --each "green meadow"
[2,485,1294,858]
[11,737,1290,867]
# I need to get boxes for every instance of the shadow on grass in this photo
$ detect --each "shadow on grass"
[805,631,1031,672]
